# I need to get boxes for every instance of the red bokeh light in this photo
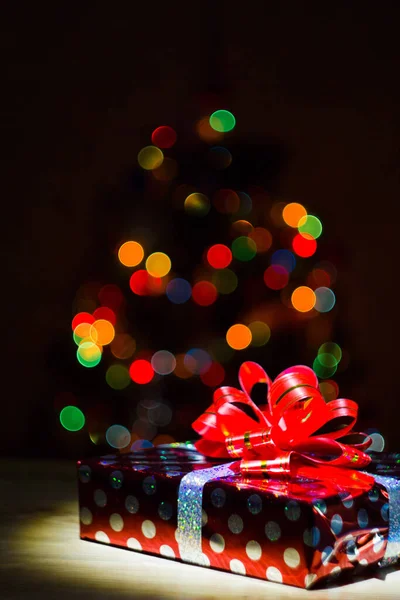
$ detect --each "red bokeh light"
[206,244,232,269]
[263,265,289,290]
[151,126,177,149]
[213,189,240,214]
[192,281,218,306]
[129,359,154,384]
[200,362,225,387]
[93,306,117,325]
[292,233,317,258]
[129,270,149,296]
[307,268,331,289]
[98,284,125,311]
[71,312,94,331]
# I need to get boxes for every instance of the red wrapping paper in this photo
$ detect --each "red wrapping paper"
[77,444,392,589]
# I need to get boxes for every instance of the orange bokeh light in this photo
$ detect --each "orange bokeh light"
[90,319,115,345]
[282,202,307,228]
[118,241,144,268]
[291,286,316,312]
[249,227,272,253]
[226,324,252,350]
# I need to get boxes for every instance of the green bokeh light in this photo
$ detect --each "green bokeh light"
[231,236,257,261]
[77,341,102,368]
[249,321,271,347]
[209,110,236,133]
[313,356,337,379]
[318,342,342,365]
[212,268,238,294]
[106,364,131,390]
[298,215,323,239]
[60,405,85,431]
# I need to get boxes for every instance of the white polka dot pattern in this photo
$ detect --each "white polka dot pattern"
[174,528,181,543]
[247,493,262,514]
[78,465,91,483]
[321,545,333,565]
[142,476,157,495]
[141,519,156,538]
[246,540,262,560]
[230,559,246,575]
[94,489,107,507]
[357,508,369,528]
[95,531,110,543]
[312,499,327,514]
[228,514,243,534]
[285,500,301,521]
[80,507,92,525]
[210,487,226,508]
[346,538,358,561]
[127,537,142,550]
[381,503,389,522]
[109,513,124,532]
[304,573,317,588]
[209,533,225,553]
[284,547,300,568]
[158,501,173,521]
[198,553,210,567]
[160,544,175,558]
[303,526,320,548]
[201,509,208,526]
[266,566,282,583]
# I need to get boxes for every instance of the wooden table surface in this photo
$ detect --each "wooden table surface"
[1,458,400,599]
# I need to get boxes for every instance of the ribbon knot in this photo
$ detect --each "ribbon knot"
[193,361,373,489]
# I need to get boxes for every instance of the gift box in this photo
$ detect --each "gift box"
[77,362,400,588]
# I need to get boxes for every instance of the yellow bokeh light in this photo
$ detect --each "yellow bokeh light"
[282,203,307,228]
[73,322,93,342]
[226,324,252,350]
[137,146,164,170]
[248,321,271,346]
[291,286,316,312]
[90,319,115,346]
[145,252,171,278]
[118,241,144,267]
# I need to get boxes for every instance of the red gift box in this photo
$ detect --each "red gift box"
[77,443,392,589]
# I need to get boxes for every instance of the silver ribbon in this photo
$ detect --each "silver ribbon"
[177,462,235,563]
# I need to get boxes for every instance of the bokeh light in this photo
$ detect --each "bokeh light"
[213,189,240,214]
[72,312,94,331]
[184,348,212,375]
[151,125,177,149]
[195,116,224,143]
[207,244,232,269]
[73,322,93,345]
[152,157,179,182]
[173,353,193,379]
[249,227,272,253]
[307,268,331,289]
[249,321,271,346]
[318,342,342,365]
[271,249,296,273]
[263,265,289,290]
[98,284,124,311]
[291,286,316,312]
[192,281,218,306]
[137,146,164,170]
[226,324,252,350]
[93,307,116,326]
[270,202,286,227]
[283,202,307,228]
[315,287,336,313]
[200,362,225,387]
[146,252,171,278]
[236,191,252,216]
[319,380,339,402]
[292,233,317,258]
[60,406,85,431]
[298,215,323,239]
[118,241,144,267]
[129,270,164,296]
[151,350,176,375]
[106,365,131,390]
[313,355,337,379]
[231,220,254,237]
[184,192,210,217]
[106,424,131,449]
[77,341,102,368]
[231,236,257,261]
[110,333,136,359]
[129,359,154,384]
[368,433,385,452]
[209,110,236,133]
[166,278,192,304]
[211,268,238,294]
[90,319,115,346]
[208,146,232,169]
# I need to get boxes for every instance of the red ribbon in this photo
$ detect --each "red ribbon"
[193,362,374,490]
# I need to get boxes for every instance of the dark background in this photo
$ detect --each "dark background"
[2,3,400,458]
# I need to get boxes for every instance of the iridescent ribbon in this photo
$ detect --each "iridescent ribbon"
[373,475,400,565]
[177,462,235,563]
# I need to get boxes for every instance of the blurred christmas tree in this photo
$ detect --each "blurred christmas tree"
[58,110,348,455]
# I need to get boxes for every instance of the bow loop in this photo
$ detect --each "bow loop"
[193,361,372,487]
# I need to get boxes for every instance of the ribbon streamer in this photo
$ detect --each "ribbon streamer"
[374,476,400,565]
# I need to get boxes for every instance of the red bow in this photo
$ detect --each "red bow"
[193,362,373,490]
